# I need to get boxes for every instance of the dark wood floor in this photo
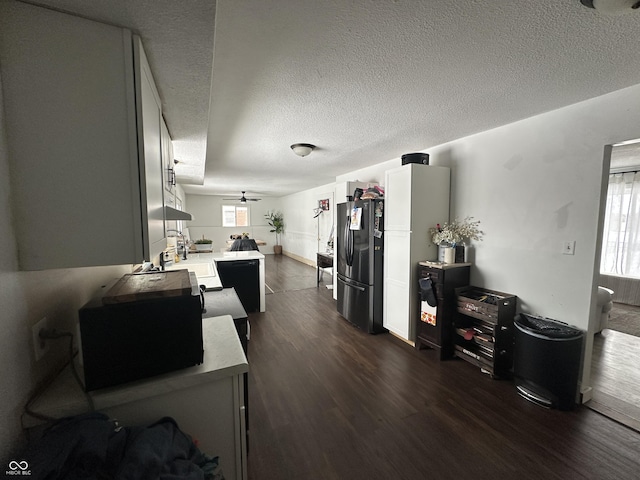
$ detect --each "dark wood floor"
[247,256,640,480]
[264,254,329,293]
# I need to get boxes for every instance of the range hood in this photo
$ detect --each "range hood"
[164,206,193,221]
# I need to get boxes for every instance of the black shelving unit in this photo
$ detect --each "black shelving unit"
[453,286,517,378]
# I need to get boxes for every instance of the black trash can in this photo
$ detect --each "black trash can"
[513,313,584,410]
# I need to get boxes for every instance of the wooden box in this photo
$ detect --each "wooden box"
[455,286,517,324]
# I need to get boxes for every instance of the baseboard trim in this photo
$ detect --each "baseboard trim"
[580,386,593,403]
[388,330,415,347]
[283,251,315,267]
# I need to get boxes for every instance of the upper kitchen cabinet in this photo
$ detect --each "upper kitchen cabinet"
[135,37,167,262]
[0,1,165,270]
[162,118,176,202]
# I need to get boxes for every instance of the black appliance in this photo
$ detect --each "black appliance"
[513,313,584,410]
[79,273,203,391]
[401,152,429,165]
[216,259,260,312]
[336,199,386,334]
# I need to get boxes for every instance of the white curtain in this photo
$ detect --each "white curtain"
[601,172,640,277]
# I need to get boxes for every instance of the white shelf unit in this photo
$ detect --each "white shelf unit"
[383,164,450,342]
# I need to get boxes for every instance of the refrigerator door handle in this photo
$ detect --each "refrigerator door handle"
[347,226,353,267]
[344,214,353,266]
[343,281,366,292]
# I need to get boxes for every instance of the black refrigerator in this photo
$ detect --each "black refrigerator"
[336,199,386,334]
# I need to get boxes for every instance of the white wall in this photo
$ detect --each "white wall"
[335,158,399,188]
[0,75,131,461]
[184,194,283,253]
[279,184,336,263]
[278,83,640,397]
[426,83,640,396]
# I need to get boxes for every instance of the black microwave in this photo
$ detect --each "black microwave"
[79,274,204,391]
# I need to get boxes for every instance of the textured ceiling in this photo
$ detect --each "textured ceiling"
[19,1,640,198]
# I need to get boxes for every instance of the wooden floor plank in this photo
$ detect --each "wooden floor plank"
[247,256,640,480]
[589,328,640,431]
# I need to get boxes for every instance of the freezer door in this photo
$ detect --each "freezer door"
[337,274,372,333]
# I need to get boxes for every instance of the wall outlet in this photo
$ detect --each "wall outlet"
[563,241,576,255]
[32,316,51,361]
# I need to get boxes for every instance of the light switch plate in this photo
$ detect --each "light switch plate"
[563,241,576,255]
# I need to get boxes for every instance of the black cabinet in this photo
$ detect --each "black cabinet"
[416,263,470,359]
[216,259,260,312]
[453,286,517,378]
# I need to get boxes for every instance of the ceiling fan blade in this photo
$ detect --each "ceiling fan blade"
[222,191,262,202]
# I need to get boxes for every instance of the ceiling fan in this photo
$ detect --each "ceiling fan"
[223,191,262,204]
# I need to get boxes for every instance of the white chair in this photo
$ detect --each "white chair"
[595,286,614,333]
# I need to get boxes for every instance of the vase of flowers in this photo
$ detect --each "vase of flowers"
[429,217,484,263]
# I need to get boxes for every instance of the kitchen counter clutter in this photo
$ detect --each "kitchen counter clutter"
[25,315,248,480]
[166,252,266,312]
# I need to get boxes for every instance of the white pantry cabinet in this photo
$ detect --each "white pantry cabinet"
[383,164,450,342]
[0,1,165,270]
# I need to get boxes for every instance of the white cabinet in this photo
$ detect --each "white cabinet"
[383,164,450,342]
[135,37,167,260]
[383,230,413,338]
[162,117,176,200]
[26,315,248,480]
[0,1,165,270]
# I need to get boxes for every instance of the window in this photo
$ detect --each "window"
[222,205,249,227]
[601,171,640,277]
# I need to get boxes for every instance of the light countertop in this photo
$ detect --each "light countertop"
[210,251,265,261]
[164,253,225,289]
[25,315,248,428]
[418,260,472,270]
[167,252,266,311]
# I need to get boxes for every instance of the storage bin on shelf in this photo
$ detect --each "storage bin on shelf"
[453,286,517,378]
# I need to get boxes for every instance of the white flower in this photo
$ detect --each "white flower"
[429,217,484,245]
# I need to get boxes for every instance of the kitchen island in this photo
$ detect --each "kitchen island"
[166,251,265,312]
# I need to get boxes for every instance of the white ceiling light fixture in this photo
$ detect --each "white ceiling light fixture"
[290,143,316,157]
[580,0,640,14]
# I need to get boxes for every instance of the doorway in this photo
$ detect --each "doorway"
[588,139,640,431]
